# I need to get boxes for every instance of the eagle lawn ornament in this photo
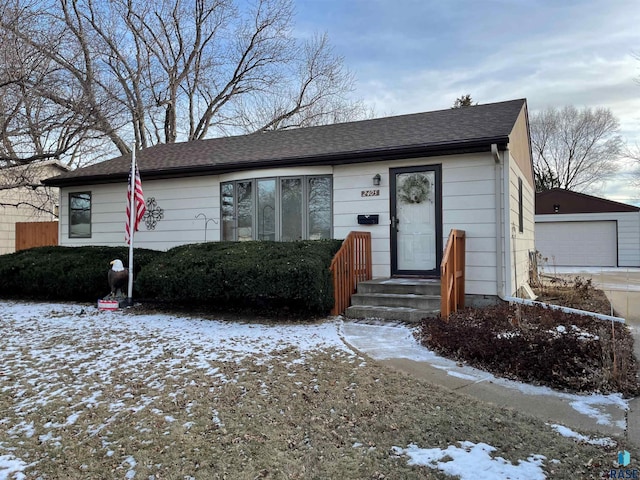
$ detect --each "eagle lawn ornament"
[99,259,129,310]
[107,259,128,299]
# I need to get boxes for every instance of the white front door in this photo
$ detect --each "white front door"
[390,166,442,276]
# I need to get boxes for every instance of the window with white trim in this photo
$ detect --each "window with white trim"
[221,175,332,241]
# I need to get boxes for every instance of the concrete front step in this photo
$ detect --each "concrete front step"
[344,305,439,323]
[343,277,443,323]
[350,292,441,310]
[356,278,441,295]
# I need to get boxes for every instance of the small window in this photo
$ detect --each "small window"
[69,192,91,238]
[518,178,524,233]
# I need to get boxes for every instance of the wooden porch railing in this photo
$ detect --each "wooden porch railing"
[330,231,372,315]
[440,229,466,318]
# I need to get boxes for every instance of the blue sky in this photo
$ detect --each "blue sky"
[294,0,640,203]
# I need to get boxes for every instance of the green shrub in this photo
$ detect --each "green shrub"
[0,240,344,317]
[0,246,164,302]
[136,240,343,315]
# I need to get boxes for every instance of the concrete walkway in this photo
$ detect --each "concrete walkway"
[340,269,640,446]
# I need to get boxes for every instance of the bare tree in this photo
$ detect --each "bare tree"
[623,143,640,187]
[1,0,365,219]
[530,105,623,192]
[0,0,364,161]
[0,4,98,168]
[233,33,372,132]
[0,161,63,216]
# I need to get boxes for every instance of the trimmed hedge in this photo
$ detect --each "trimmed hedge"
[136,240,343,314]
[0,240,343,316]
[0,246,163,302]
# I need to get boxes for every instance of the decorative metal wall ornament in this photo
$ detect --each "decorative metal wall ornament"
[142,197,164,230]
[398,173,433,204]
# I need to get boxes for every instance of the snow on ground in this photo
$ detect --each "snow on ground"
[340,321,630,429]
[391,441,547,480]
[0,450,33,480]
[0,301,616,479]
[0,301,358,479]
[548,424,617,447]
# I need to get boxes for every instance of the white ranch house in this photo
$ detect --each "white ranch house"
[45,99,535,316]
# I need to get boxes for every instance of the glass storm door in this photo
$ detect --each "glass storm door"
[390,165,442,276]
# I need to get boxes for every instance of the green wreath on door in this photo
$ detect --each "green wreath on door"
[398,173,432,204]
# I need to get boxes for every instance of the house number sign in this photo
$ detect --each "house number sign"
[361,189,380,197]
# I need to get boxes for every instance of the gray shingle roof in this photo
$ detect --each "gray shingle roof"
[45,99,526,186]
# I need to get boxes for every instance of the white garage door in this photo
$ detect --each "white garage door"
[536,221,617,267]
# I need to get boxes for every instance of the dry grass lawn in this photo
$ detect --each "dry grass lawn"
[1,302,637,479]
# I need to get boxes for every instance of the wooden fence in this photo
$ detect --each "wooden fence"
[330,231,372,315]
[15,221,59,251]
[440,229,466,318]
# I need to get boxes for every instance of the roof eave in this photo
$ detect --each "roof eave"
[43,136,509,187]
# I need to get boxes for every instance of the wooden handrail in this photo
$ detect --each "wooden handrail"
[440,229,466,318]
[330,231,372,315]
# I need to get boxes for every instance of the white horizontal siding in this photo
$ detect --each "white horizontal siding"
[334,152,500,296]
[60,177,221,249]
[442,179,495,196]
[444,208,496,225]
[506,155,535,295]
[333,198,388,215]
[59,154,511,296]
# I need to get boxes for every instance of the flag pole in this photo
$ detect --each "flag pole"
[127,144,136,306]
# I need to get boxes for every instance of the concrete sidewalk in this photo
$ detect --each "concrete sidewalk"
[340,318,639,446]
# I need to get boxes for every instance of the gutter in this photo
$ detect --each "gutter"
[502,295,625,324]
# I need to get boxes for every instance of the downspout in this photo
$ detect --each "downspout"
[503,146,513,297]
[491,144,505,298]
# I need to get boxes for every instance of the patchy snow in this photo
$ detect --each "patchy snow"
[123,456,137,480]
[0,301,360,478]
[548,324,599,340]
[548,424,617,447]
[496,331,521,339]
[571,324,600,340]
[340,320,629,429]
[0,453,33,480]
[0,301,622,478]
[391,441,547,480]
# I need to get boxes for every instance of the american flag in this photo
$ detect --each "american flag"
[125,165,146,244]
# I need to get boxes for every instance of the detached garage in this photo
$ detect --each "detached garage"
[535,189,640,268]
